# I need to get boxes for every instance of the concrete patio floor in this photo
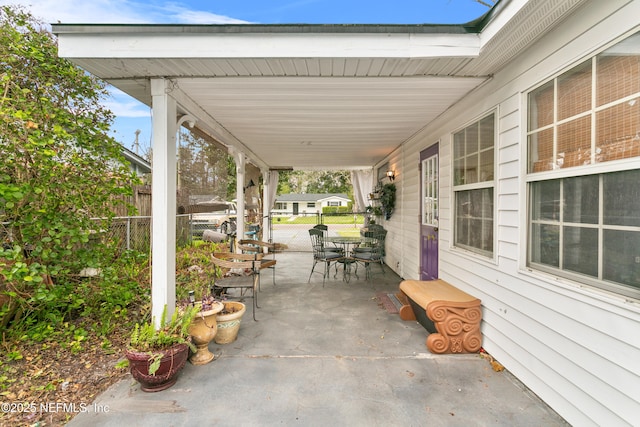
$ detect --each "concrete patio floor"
[68,252,569,427]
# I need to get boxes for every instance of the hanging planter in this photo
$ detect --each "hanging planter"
[380,183,396,220]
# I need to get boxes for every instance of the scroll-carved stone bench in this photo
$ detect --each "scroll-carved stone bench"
[398,279,482,354]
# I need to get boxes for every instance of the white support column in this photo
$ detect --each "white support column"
[262,169,270,242]
[233,150,245,250]
[150,78,177,327]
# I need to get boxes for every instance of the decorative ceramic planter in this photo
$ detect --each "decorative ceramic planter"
[125,343,189,392]
[188,301,224,365]
[214,301,246,344]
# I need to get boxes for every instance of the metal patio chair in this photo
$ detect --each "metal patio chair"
[308,228,344,286]
[211,252,263,320]
[352,228,387,281]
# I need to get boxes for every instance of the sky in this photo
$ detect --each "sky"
[2,0,491,154]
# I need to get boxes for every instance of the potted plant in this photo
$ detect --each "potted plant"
[214,300,247,344]
[175,243,225,364]
[181,290,224,365]
[125,305,199,392]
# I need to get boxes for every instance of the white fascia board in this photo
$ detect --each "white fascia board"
[57,32,480,59]
[479,0,529,47]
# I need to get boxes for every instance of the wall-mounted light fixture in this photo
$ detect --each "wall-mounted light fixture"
[386,170,396,181]
[244,179,256,192]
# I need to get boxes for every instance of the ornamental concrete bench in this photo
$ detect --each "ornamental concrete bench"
[398,279,482,354]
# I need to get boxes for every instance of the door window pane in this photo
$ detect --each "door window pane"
[422,154,438,226]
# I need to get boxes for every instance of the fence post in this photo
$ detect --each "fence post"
[126,217,131,251]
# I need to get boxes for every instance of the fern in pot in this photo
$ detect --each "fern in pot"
[125,305,199,392]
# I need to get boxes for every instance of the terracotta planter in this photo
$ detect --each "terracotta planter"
[125,343,189,392]
[214,301,246,344]
[188,301,224,365]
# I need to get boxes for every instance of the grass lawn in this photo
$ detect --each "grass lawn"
[336,228,361,237]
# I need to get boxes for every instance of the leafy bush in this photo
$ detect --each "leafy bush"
[175,242,226,303]
[322,206,351,214]
[0,6,141,337]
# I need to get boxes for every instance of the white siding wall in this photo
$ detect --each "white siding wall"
[392,1,640,425]
[380,149,414,278]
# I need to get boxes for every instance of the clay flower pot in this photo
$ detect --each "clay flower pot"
[125,343,189,392]
[188,301,224,365]
[214,301,246,344]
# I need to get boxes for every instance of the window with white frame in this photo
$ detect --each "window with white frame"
[453,113,495,257]
[307,202,316,208]
[527,31,640,298]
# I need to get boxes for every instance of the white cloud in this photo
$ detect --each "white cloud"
[103,98,150,118]
[160,3,252,24]
[0,0,250,24]
[1,0,248,147]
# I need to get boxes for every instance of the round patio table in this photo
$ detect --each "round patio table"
[326,236,372,282]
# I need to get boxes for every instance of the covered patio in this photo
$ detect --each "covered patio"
[67,252,567,426]
[51,0,558,324]
[53,1,640,424]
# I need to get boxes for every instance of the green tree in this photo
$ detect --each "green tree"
[278,170,352,196]
[178,129,232,202]
[0,6,138,330]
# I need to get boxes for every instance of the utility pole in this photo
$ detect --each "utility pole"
[134,129,141,155]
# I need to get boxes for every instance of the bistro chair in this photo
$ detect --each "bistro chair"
[353,228,387,258]
[312,224,344,255]
[352,229,387,281]
[308,228,344,286]
[211,252,263,320]
[237,239,278,287]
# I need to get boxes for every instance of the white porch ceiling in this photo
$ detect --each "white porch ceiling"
[53,0,589,171]
[175,76,485,169]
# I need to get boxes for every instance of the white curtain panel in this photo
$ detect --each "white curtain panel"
[351,169,374,212]
[268,170,279,210]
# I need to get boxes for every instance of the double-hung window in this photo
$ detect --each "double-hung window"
[526,31,640,298]
[453,113,496,257]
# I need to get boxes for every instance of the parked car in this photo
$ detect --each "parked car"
[188,201,237,237]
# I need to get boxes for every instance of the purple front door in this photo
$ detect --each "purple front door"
[420,144,439,280]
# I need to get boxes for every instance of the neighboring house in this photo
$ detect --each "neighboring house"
[121,145,151,177]
[54,2,640,424]
[273,193,351,215]
[110,146,152,216]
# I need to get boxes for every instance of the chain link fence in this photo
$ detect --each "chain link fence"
[271,212,367,252]
[102,216,153,253]
[98,211,370,254]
